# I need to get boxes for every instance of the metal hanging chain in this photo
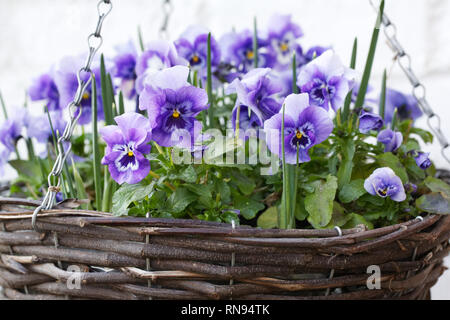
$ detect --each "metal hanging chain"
[32,0,113,231]
[159,0,173,39]
[369,0,450,165]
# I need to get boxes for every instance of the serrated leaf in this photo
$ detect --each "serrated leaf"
[112,182,155,215]
[167,187,197,213]
[233,195,265,220]
[305,175,338,228]
[339,179,366,203]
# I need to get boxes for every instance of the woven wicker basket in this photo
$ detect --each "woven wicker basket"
[0,192,449,300]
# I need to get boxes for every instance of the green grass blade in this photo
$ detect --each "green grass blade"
[137,25,145,52]
[118,91,125,115]
[379,69,387,120]
[253,17,259,68]
[292,52,298,94]
[342,37,358,122]
[72,160,90,209]
[0,90,8,120]
[391,108,398,130]
[354,0,384,109]
[100,55,114,125]
[102,170,114,212]
[207,33,214,127]
[91,74,103,210]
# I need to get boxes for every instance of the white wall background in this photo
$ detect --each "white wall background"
[0,0,449,299]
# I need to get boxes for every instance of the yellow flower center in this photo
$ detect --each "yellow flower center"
[82,92,90,100]
[296,130,303,139]
[172,109,180,118]
[191,55,200,63]
[128,151,134,157]
[280,43,289,52]
[246,50,254,60]
[379,188,387,196]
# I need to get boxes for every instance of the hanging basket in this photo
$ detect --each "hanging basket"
[0,185,449,300]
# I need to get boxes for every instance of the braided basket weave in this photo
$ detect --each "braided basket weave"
[0,178,449,300]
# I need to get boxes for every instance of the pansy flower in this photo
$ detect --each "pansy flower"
[264,93,333,164]
[28,72,60,111]
[135,40,187,94]
[27,111,66,144]
[385,88,422,123]
[220,29,275,73]
[0,109,27,152]
[359,110,384,134]
[266,14,303,70]
[54,55,106,125]
[377,129,403,153]
[231,104,263,139]
[228,68,282,127]
[112,41,138,100]
[139,66,209,148]
[175,26,221,78]
[414,151,432,170]
[100,112,152,185]
[364,167,406,202]
[297,50,357,112]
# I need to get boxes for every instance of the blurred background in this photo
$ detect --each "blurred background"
[0,0,449,299]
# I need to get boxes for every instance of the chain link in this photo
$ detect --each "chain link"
[32,0,113,231]
[159,0,173,39]
[369,0,450,165]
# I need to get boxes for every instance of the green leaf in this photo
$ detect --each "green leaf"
[339,179,366,203]
[343,213,374,230]
[167,187,197,213]
[404,157,425,181]
[337,139,355,189]
[379,69,387,120]
[233,195,265,220]
[184,184,215,208]
[112,182,155,216]
[305,175,338,229]
[215,179,231,204]
[8,160,41,183]
[342,37,358,122]
[327,202,352,228]
[91,74,102,210]
[409,127,433,144]
[416,193,450,214]
[257,206,278,229]
[178,166,197,183]
[295,197,308,221]
[424,176,450,196]
[376,152,408,183]
[231,170,256,195]
[71,162,90,210]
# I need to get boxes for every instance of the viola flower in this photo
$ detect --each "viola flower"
[135,40,187,93]
[304,46,329,63]
[364,167,406,202]
[175,26,221,78]
[0,145,10,176]
[54,55,105,125]
[139,66,209,148]
[297,50,357,112]
[377,129,403,152]
[0,109,26,152]
[100,112,152,185]
[264,93,334,164]
[359,110,384,134]
[231,104,263,139]
[27,111,66,144]
[112,41,138,100]
[28,72,60,111]
[414,151,432,170]
[385,88,422,123]
[228,68,282,126]
[220,29,275,73]
[266,14,303,70]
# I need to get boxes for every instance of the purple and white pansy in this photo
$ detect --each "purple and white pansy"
[359,110,384,134]
[297,50,357,112]
[264,93,334,164]
[266,14,303,70]
[100,112,152,185]
[112,41,138,100]
[228,68,282,127]
[28,72,61,111]
[139,66,209,148]
[175,26,221,78]
[364,167,406,202]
